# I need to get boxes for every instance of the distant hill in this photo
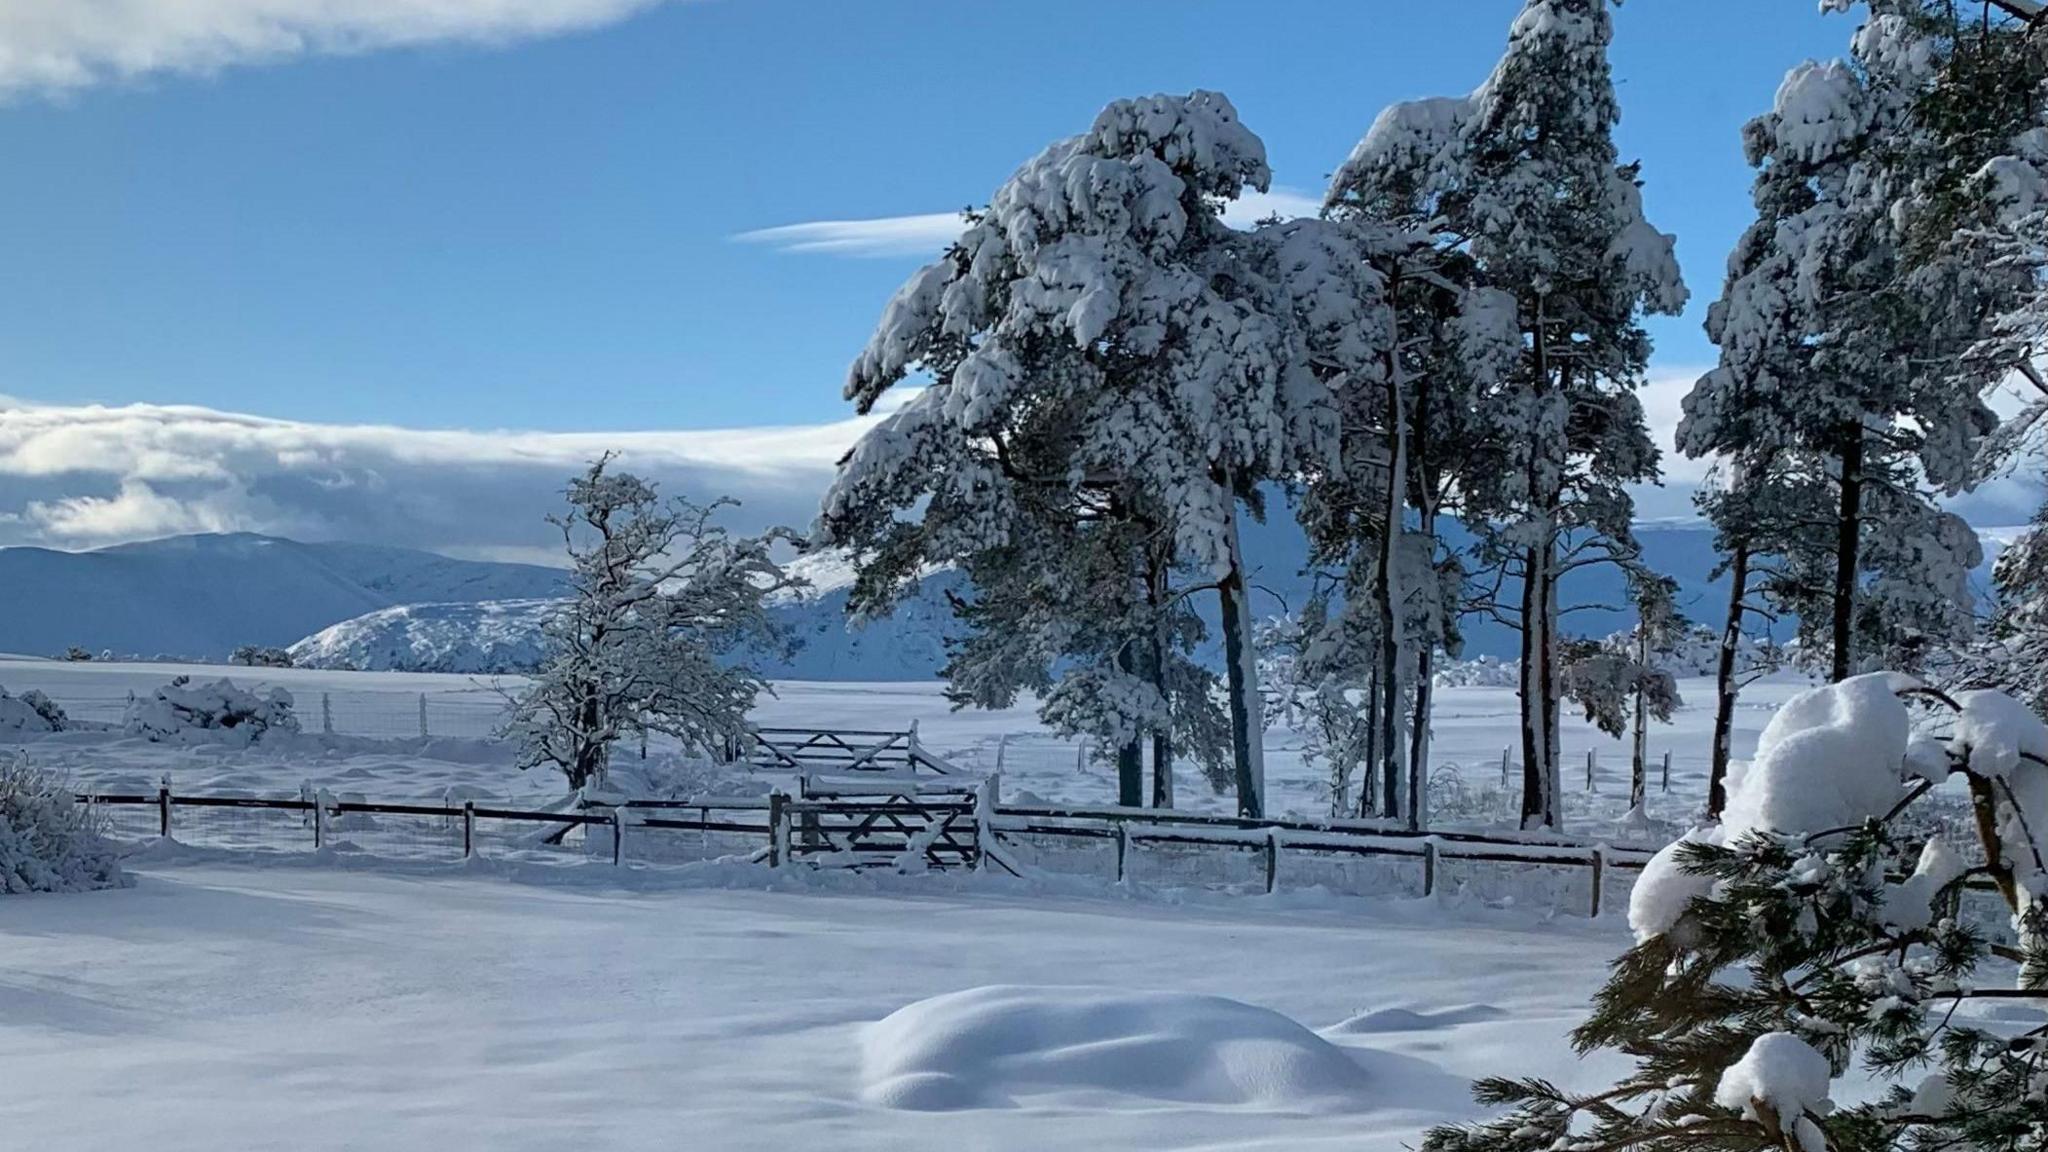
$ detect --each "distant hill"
[288,553,966,681]
[13,522,2005,677]
[0,533,567,660]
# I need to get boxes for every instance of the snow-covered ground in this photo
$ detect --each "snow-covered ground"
[0,659,1982,1150]
[0,857,1631,1151]
[0,655,1812,835]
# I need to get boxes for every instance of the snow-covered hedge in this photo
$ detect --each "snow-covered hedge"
[124,676,299,744]
[0,759,124,894]
[0,685,68,733]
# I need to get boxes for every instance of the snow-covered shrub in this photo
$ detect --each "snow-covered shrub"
[230,644,295,668]
[0,686,68,733]
[0,759,124,894]
[1427,673,2048,1152]
[124,676,299,744]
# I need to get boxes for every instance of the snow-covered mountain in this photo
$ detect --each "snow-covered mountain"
[288,556,966,680]
[289,599,560,674]
[0,533,567,660]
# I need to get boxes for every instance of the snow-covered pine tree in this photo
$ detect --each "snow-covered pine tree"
[1424,675,2048,1152]
[1327,0,1686,830]
[820,91,1342,818]
[506,457,800,791]
[1691,3,2037,688]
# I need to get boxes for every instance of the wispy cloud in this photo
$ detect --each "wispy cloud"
[0,396,887,554]
[734,187,1329,259]
[0,0,677,99]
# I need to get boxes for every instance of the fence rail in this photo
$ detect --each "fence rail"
[80,777,1652,916]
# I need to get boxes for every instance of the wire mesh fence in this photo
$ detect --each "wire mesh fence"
[42,686,516,740]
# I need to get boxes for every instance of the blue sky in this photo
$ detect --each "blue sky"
[6,0,2030,558]
[0,0,1851,431]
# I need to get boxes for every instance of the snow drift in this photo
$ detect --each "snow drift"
[859,985,1372,1113]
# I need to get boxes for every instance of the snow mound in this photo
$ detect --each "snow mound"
[289,599,560,673]
[0,685,67,732]
[1719,672,1914,839]
[1327,1004,1506,1034]
[124,676,298,744]
[860,986,1372,1113]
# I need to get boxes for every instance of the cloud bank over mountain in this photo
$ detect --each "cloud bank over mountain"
[0,395,883,564]
[0,378,2034,565]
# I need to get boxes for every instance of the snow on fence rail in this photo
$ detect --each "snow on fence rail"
[77,781,1652,915]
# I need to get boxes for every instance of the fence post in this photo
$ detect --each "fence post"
[158,776,172,839]
[1115,821,1130,884]
[1499,747,1510,790]
[1264,828,1279,895]
[1585,748,1597,792]
[1423,838,1438,898]
[767,791,788,868]
[1075,738,1088,774]
[907,719,921,762]
[973,774,998,873]
[463,801,476,859]
[994,733,1008,774]
[307,782,322,849]
[418,694,429,739]
[321,693,333,736]
[1660,750,1671,793]
[612,807,626,867]
[314,788,330,849]
[1589,845,1606,918]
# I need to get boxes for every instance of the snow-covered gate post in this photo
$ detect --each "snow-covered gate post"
[611,806,626,867]
[767,790,788,868]
[1263,828,1280,894]
[1589,845,1606,918]
[1422,837,1438,898]
[972,774,999,873]
[157,775,171,839]
[462,801,475,859]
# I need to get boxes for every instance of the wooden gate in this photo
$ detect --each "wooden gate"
[746,725,958,776]
[774,793,979,870]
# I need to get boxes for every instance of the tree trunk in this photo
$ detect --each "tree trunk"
[1630,627,1648,814]
[1708,541,1750,818]
[1518,545,1546,829]
[1216,488,1266,819]
[1831,423,1865,683]
[1147,551,1175,809]
[1542,540,1562,826]
[1377,284,1414,830]
[1409,638,1435,829]
[1115,642,1144,808]
[1360,664,1382,820]
[1150,731,1174,809]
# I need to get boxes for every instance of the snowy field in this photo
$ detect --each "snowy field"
[0,655,1813,836]
[0,660,2007,1150]
[0,858,1632,1151]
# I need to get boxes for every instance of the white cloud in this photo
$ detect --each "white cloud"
[0,0,674,99]
[0,397,882,553]
[734,186,1328,259]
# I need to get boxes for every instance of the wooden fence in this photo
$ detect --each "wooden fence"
[78,779,1653,916]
